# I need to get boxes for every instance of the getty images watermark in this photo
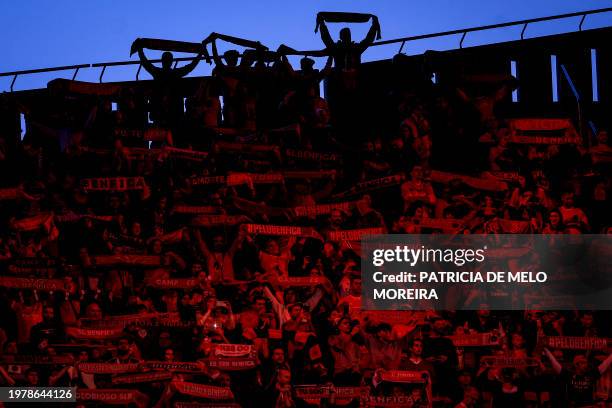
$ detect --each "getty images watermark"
[362,234,612,310]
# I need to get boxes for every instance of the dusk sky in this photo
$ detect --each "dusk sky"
[1,0,610,90]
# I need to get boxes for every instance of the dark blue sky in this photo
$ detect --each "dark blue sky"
[1,0,611,90]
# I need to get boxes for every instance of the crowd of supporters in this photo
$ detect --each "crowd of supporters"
[0,25,611,408]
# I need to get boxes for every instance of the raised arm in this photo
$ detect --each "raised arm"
[193,228,212,259]
[263,285,290,323]
[543,348,563,374]
[317,17,335,48]
[319,55,334,78]
[210,36,226,68]
[276,45,295,75]
[136,45,161,78]
[0,366,16,386]
[598,352,612,375]
[227,224,248,257]
[358,16,380,51]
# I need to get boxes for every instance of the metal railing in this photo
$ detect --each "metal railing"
[1,7,611,91]
[374,7,612,53]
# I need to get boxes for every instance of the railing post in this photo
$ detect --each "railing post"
[579,14,587,31]
[521,23,529,40]
[10,75,17,92]
[459,32,467,48]
[72,67,80,81]
[398,40,406,54]
[136,64,142,81]
[560,64,586,148]
[99,65,107,83]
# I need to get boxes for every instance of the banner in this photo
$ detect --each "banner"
[366,396,425,407]
[97,314,190,330]
[156,229,187,244]
[482,171,525,184]
[2,355,74,365]
[112,371,174,385]
[164,146,209,160]
[191,215,251,227]
[295,386,366,405]
[190,174,255,187]
[190,176,230,186]
[213,344,253,358]
[327,228,385,241]
[173,205,221,214]
[81,177,146,191]
[48,78,122,96]
[76,389,148,406]
[0,276,66,291]
[79,313,181,329]
[130,38,203,55]
[229,172,284,184]
[205,33,267,50]
[293,201,355,218]
[66,327,125,340]
[446,333,501,347]
[276,276,328,287]
[206,356,258,371]
[143,361,205,372]
[543,336,609,350]
[430,170,508,192]
[93,255,161,267]
[509,118,573,132]
[7,258,58,275]
[77,362,140,374]
[245,224,322,239]
[285,149,341,162]
[480,357,540,368]
[361,311,427,326]
[145,278,199,289]
[55,213,114,223]
[11,213,54,232]
[295,386,366,399]
[509,135,581,145]
[315,12,381,39]
[333,174,405,199]
[172,381,234,400]
[380,370,429,383]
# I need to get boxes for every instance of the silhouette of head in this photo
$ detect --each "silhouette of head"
[339,27,352,43]
[300,57,315,72]
[161,52,174,70]
[224,50,240,67]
